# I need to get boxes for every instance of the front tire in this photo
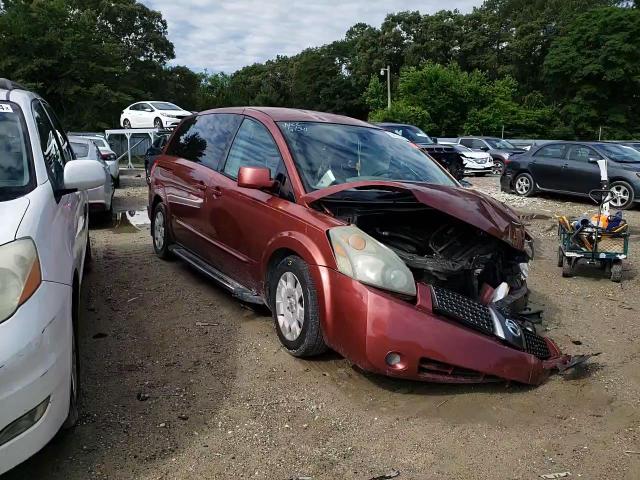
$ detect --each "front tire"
[514,172,535,197]
[152,202,172,259]
[154,118,163,129]
[63,285,80,429]
[609,181,635,210]
[123,119,131,129]
[269,256,327,357]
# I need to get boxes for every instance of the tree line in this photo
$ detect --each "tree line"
[1,0,639,139]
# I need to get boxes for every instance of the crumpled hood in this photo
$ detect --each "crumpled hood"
[302,180,528,251]
[0,196,29,245]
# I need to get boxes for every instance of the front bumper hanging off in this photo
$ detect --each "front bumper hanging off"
[315,267,587,385]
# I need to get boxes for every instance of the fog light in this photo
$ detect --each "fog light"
[385,351,403,368]
[0,396,49,447]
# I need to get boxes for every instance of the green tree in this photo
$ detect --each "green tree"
[544,6,640,138]
[0,0,175,129]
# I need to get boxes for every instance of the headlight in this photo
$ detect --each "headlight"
[163,114,180,119]
[503,152,511,159]
[0,238,41,323]
[328,226,416,296]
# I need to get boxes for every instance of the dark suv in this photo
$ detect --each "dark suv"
[501,141,640,209]
[376,123,465,179]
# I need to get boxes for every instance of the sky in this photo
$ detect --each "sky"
[142,0,480,73]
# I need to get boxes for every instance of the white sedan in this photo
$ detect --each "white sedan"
[0,80,104,475]
[441,142,495,175]
[120,101,192,129]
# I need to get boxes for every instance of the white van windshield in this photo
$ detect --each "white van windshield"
[0,103,32,200]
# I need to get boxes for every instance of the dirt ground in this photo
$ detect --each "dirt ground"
[5,171,640,480]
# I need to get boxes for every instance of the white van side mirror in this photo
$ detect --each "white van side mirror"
[64,160,105,191]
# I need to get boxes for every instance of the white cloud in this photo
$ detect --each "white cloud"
[142,0,479,72]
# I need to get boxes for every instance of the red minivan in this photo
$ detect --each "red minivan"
[148,107,582,385]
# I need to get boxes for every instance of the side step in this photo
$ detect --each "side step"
[169,246,265,305]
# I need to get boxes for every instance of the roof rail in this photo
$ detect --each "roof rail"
[0,78,27,91]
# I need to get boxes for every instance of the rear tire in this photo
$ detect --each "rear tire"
[557,247,564,268]
[562,257,573,278]
[514,172,535,197]
[269,255,327,357]
[611,261,623,282]
[152,202,172,259]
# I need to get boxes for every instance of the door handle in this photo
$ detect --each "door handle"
[210,186,222,198]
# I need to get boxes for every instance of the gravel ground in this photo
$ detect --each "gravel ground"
[5,171,640,480]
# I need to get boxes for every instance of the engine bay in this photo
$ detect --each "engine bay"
[318,193,531,311]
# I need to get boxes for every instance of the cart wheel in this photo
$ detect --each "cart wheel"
[557,247,564,268]
[562,257,573,277]
[611,261,623,283]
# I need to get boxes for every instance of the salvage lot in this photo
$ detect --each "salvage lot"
[5,171,640,480]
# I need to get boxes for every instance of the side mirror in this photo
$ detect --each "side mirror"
[64,160,105,191]
[588,157,599,163]
[237,166,275,190]
[480,146,490,152]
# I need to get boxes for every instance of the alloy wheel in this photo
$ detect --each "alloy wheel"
[154,210,165,250]
[275,271,305,341]
[610,184,631,208]
[515,176,531,195]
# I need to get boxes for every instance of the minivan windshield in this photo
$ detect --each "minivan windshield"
[0,103,32,201]
[278,122,456,191]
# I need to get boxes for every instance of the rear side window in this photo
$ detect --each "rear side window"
[534,144,567,159]
[0,103,31,191]
[166,114,242,169]
[566,145,601,162]
[71,142,89,158]
[223,118,283,179]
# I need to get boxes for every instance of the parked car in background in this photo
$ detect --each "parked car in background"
[604,140,640,152]
[455,137,526,174]
[144,132,171,183]
[120,101,192,130]
[69,136,114,218]
[440,142,494,175]
[0,79,104,475]
[149,106,576,387]
[376,123,465,179]
[72,134,120,187]
[501,141,640,209]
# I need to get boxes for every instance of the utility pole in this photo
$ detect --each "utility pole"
[598,126,602,141]
[380,65,391,109]
[501,124,505,139]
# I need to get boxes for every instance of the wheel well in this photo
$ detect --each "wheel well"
[72,272,79,330]
[264,248,298,301]
[151,194,163,212]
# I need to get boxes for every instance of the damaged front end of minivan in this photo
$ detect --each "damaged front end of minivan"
[303,181,590,385]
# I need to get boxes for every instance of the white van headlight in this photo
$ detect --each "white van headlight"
[0,239,41,323]
[328,226,416,296]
